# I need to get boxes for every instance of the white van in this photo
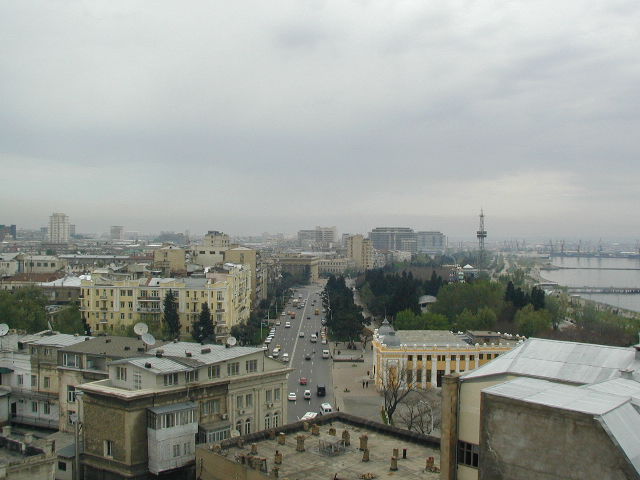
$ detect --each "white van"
[319,403,333,414]
[300,411,318,421]
[282,353,289,362]
[310,334,317,343]
[322,349,330,359]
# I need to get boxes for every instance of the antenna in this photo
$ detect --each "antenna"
[134,322,149,335]
[141,333,156,347]
[226,336,237,347]
[476,209,487,269]
[0,324,9,336]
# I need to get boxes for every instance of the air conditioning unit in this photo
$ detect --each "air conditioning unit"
[221,413,228,420]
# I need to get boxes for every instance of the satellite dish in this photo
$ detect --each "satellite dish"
[141,333,156,346]
[226,336,237,347]
[0,324,8,336]
[134,322,149,335]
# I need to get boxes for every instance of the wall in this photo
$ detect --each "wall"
[195,447,270,480]
[479,393,639,480]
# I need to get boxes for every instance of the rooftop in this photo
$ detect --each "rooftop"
[59,335,163,357]
[198,413,440,480]
[147,342,263,365]
[30,333,91,348]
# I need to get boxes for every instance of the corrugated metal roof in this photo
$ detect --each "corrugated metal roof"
[113,357,191,374]
[462,338,636,384]
[32,333,91,348]
[148,342,262,365]
[599,403,640,472]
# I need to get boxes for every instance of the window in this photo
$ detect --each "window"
[236,420,242,434]
[68,410,77,425]
[202,399,220,415]
[451,355,457,361]
[408,355,413,361]
[265,389,272,402]
[236,396,243,409]
[246,359,257,373]
[458,441,479,468]
[67,385,76,403]
[104,440,114,458]
[426,355,432,361]
[470,355,475,361]
[58,461,67,471]
[479,354,484,360]
[185,370,198,382]
[460,355,465,361]
[17,374,23,385]
[208,365,220,378]
[416,370,422,383]
[244,418,251,434]
[274,388,281,401]
[227,362,239,376]
[133,373,142,390]
[183,442,191,455]
[63,353,79,368]
[173,444,181,457]
[43,402,51,415]
[246,393,253,408]
[31,375,37,387]
[264,414,271,429]
[31,401,38,413]
[417,355,423,361]
[116,367,127,381]
[164,373,179,386]
[273,411,280,427]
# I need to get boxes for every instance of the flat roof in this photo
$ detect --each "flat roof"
[60,335,164,357]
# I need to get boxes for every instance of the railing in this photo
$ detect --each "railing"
[137,307,161,313]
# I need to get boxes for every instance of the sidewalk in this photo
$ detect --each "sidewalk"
[330,341,383,422]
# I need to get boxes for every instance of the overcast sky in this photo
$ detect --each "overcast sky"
[1,1,639,239]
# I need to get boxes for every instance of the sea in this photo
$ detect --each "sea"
[540,256,640,313]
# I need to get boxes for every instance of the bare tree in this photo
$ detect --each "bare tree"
[377,362,418,424]
[396,388,441,435]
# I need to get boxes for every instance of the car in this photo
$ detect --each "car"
[320,402,333,414]
[304,353,312,360]
[282,353,289,362]
[300,411,318,421]
[281,311,286,316]
[322,349,330,359]
[299,377,308,385]
[262,345,268,350]
[275,344,281,350]
[275,321,281,326]
[321,338,328,345]
[299,331,305,337]
[306,316,311,320]
[288,392,297,401]
[265,338,272,344]
[303,389,311,400]
[285,322,291,328]
[316,384,326,396]
[310,334,317,343]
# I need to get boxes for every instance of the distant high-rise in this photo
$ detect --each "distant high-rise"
[110,225,124,241]
[0,224,16,241]
[416,231,447,254]
[48,212,70,244]
[368,227,416,253]
[297,226,337,248]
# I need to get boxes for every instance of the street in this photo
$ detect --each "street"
[264,283,335,423]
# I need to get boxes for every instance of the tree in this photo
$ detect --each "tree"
[52,304,86,334]
[162,290,180,339]
[0,287,48,333]
[515,305,552,337]
[378,362,418,424]
[396,388,442,435]
[192,302,214,343]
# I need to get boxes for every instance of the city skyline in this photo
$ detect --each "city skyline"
[2,2,639,239]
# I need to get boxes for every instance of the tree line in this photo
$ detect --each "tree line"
[323,275,364,342]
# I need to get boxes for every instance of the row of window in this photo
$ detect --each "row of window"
[16,374,52,389]
[406,353,501,362]
[148,408,197,430]
[83,288,225,301]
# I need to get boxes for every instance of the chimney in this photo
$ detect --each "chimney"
[145,362,152,368]
[359,434,368,451]
[621,368,635,380]
[277,433,286,445]
[274,450,282,464]
[186,351,192,357]
[341,430,350,446]
[390,456,398,471]
[362,448,370,462]
[24,433,34,444]
[311,424,320,436]
[296,435,305,452]
[328,427,336,436]
[251,443,258,455]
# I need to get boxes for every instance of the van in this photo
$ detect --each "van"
[300,411,318,421]
[322,349,330,359]
[282,353,289,362]
[316,384,326,396]
[320,403,333,415]
[310,334,317,343]
[272,348,280,358]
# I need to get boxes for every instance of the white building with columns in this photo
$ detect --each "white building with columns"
[372,320,520,389]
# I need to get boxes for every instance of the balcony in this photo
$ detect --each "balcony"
[100,307,108,311]
[138,296,161,301]
[99,295,108,300]
[137,307,161,313]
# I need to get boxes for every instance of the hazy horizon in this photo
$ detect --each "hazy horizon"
[2,2,639,240]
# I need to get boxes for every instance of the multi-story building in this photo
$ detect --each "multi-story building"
[0,224,17,241]
[224,247,263,306]
[368,227,417,253]
[110,225,124,241]
[78,342,290,479]
[416,231,447,254]
[297,226,337,249]
[439,338,640,480]
[4,333,90,429]
[278,255,319,283]
[191,231,230,267]
[48,212,70,244]
[0,253,20,277]
[79,264,251,338]
[345,234,375,271]
[17,254,67,275]
[152,245,187,277]
[317,256,355,276]
[372,320,519,389]
[57,335,163,433]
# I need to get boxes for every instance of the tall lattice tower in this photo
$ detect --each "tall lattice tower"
[477,209,487,268]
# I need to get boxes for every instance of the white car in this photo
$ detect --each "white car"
[282,353,289,362]
[265,337,272,344]
[285,322,291,328]
[288,392,297,401]
[275,321,281,326]
[299,331,305,337]
[303,389,311,400]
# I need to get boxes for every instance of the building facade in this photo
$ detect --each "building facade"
[78,343,290,479]
[416,231,447,254]
[345,234,374,271]
[369,227,416,253]
[372,321,519,389]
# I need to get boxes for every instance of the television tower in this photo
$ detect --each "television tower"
[477,209,487,268]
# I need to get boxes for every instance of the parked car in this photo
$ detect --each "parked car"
[282,353,289,362]
[285,322,291,328]
[322,349,330,359]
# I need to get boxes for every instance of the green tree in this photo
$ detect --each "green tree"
[515,305,552,337]
[162,290,180,339]
[0,287,48,333]
[192,303,214,343]
[52,304,85,334]
[430,281,504,322]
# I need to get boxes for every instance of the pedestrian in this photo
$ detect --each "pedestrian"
[366,380,369,388]
[362,380,365,388]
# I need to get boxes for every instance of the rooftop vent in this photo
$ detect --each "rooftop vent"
[145,362,152,368]
[186,352,192,357]
[156,351,163,358]
[201,348,211,354]
[124,346,130,351]
[137,347,145,352]
[105,338,111,343]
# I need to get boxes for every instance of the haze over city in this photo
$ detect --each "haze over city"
[1,1,639,239]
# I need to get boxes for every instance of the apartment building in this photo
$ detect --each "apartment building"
[48,213,70,244]
[79,264,251,338]
[78,342,290,479]
[416,231,447,254]
[152,245,187,277]
[317,256,355,276]
[372,320,519,389]
[278,255,319,283]
[440,338,640,480]
[191,231,230,267]
[345,234,375,271]
[369,227,417,253]
[57,335,164,432]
